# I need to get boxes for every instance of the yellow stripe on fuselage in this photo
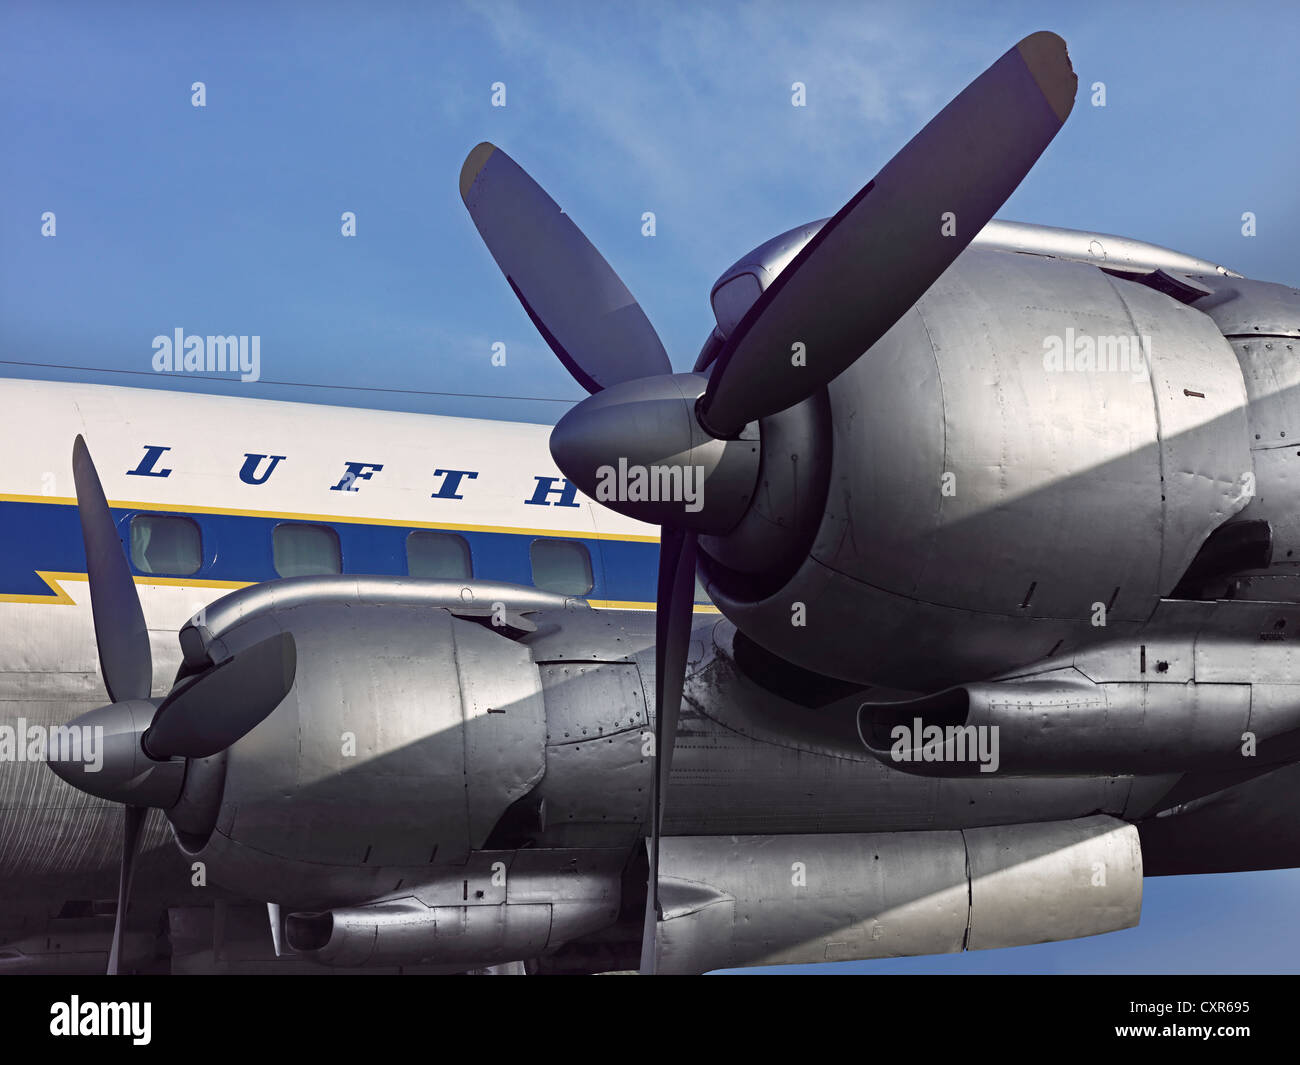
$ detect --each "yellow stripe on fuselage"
[1,576,720,614]
[0,571,254,605]
[0,493,660,543]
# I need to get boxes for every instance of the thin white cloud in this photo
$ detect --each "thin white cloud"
[465,1,959,262]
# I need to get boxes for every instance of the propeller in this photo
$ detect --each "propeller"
[48,437,297,973]
[459,31,1076,972]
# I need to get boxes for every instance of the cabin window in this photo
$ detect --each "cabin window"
[130,514,202,576]
[406,530,472,579]
[273,524,341,578]
[529,539,593,595]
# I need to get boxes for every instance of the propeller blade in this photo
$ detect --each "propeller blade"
[144,631,296,759]
[268,903,283,958]
[107,804,146,975]
[639,526,698,974]
[698,31,1077,437]
[72,436,152,703]
[459,142,672,393]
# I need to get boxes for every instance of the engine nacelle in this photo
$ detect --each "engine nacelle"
[698,246,1292,692]
[858,603,1300,777]
[163,577,654,948]
[647,816,1141,973]
[284,849,624,968]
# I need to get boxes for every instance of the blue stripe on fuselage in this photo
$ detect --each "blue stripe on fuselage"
[0,499,662,603]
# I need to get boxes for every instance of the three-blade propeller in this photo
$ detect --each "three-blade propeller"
[461,31,1076,972]
[50,437,297,973]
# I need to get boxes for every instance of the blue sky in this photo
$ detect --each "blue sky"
[3,0,1299,972]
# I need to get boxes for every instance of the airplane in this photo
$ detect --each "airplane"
[4,29,1300,975]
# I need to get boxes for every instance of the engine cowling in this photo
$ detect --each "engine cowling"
[160,577,656,968]
[699,245,1273,692]
[175,599,544,886]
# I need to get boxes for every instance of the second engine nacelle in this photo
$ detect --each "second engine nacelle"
[858,602,1300,777]
[164,577,654,925]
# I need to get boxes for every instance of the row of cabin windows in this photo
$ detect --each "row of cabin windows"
[128,514,595,595]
